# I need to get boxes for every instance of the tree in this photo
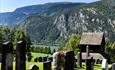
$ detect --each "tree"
[59,34,80,55]
[105,40,115,63]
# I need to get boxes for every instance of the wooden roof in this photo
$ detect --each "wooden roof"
[80,32,104,45]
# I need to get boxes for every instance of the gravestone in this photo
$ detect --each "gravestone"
[16,41,26,70]
[86,57,93,70]
[102,59,108,70]
[77,52,82,67]
[91,57,94,70]
[1,41,13,70]
[38,57,42,62]
[53,52,65,70]
[43,61,51,70]
[42,57,47,62]
[111,63,115,70]
[64,51,74,70]
[48,57,53,62]
[34,57,38,62]
[28,65,39,70]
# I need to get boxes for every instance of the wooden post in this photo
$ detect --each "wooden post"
[16,41,26,70]
[86,45,90,57]
[78,45,82,67]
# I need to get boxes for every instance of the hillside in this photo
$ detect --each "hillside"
[0,2,85,25]
[19,1,115,45]
[0,1,115,45]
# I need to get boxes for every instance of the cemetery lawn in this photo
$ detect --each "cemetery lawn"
[74,64,111,70]
[0,52,112,70]
[31,52,51,61]
[0,52,51,70]
[0,62,43,70]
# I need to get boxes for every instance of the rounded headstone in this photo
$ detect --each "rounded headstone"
[38,57,42,62]
[28,65,39,70]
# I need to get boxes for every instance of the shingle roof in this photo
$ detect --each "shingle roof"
[80,32,104,45]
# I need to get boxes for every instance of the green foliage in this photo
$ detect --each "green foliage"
[31,46,52,54]
[0,26,31,53]
[59,34,80,55]
[105,40,115,63]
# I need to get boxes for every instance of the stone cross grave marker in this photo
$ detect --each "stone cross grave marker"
[1,41,13,70]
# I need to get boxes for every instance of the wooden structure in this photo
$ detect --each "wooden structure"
[79,32,105,53]
[76,32,110,63]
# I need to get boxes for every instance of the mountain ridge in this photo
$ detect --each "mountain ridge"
[0,2,85,25]
[0,1,115,45]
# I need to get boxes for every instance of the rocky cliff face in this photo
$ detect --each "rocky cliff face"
[20,1,115,44]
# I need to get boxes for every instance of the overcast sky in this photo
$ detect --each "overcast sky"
[0,0,100,13]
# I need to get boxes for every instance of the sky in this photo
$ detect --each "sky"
[0,0,100,13]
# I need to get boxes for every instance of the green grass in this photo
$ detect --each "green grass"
[31,52,51,61]
[0,52,112,70]
[74,64,111,70]
[0,53,50,70]
[0,62,43,70]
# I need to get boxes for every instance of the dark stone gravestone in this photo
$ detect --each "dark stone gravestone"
[38,57,42,62]
[27,53,32,62]
[43,61,51,70]
[91,57,94,70]
[86,57,93,70]
[48,57,53,62]
[111,63,115,70]
[77,52,82,67]
[42,57,47,62]
[28,65,39,70]
[16,41,26,70]
[1,41,13,70]
[34,57,38,62]
[64,51,74,70]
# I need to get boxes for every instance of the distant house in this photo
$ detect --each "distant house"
[76,32,110,63]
